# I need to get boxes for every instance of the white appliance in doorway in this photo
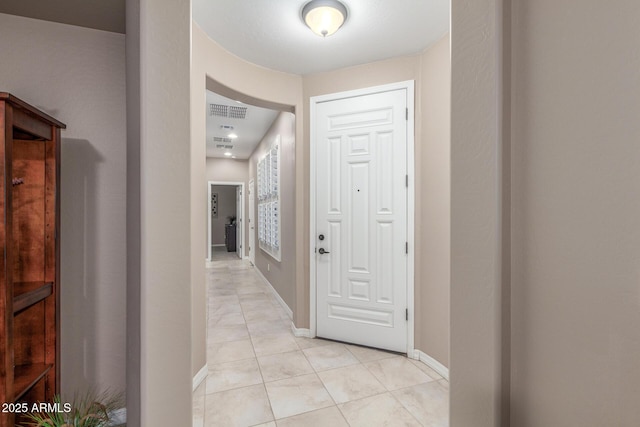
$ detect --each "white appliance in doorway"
[310,81,415,353]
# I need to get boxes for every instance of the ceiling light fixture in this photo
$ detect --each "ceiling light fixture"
[302,0,348,37]
[228,133,238,139]
[224,152,232,156]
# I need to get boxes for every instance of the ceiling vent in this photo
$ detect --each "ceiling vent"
[215,144,234,149]
[209,104,248,119]
[220,124,234,130]
[213,137,233,143]
[228,106,247,119]
[209,103,228,117]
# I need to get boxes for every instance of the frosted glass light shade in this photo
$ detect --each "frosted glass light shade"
[302,0,348,37]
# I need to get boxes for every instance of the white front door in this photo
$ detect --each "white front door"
[249,180,256,265]
[315,87,409,352]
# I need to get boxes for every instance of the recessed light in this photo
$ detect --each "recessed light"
[224,152,232,156]
[228,133,238,139]
[232,156,237,159]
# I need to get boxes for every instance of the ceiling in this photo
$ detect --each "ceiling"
[1,1,449,75]
[193,0,450,75]
[206,91,279,160]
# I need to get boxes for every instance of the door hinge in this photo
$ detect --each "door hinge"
[405,242,408,254]
[406,108,408,120]
[406,175,408,188]
[406,309,408,321]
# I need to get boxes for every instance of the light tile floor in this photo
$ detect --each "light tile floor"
[194,255,449,426]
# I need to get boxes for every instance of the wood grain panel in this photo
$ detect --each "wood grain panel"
[12,139,45,283]
[13,302,46,367]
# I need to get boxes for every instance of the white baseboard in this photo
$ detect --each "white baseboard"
[254,266,293,319]
[193,364,208,391]
[413,349,449,380]
[291,323,311,337]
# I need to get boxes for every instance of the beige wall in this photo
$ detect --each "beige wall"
[249,112,297,310]
[417,34,451,367]
[128,0,192,423]
[509,0,640,425]
[450,0,504,425]
[0,13,127,396]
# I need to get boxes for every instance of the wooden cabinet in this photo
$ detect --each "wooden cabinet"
[0,93,64,426]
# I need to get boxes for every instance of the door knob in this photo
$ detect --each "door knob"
[318,248,330,254]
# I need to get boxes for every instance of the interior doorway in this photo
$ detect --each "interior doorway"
[207,181,245,261]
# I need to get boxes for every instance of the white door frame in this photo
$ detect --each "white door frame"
[309,80,416,356]
[207,180,245,261]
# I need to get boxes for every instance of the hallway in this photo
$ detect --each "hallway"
[193,256,449,426]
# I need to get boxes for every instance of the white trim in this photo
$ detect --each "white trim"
[192,364,208,391]
[309,80,416,353]
[211,244,225,247]
[291,323,311,337]
[406,80,416,357]
[254,265,293,319]
[207,181,245,261]
[309,94,317,338]
[413,350,449,381]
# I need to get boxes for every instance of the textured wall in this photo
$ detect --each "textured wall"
[509,0,640,425]
[132,0,192,423]
[418,34,451,369]
[0,13,127,396]
[450,0,503,425]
